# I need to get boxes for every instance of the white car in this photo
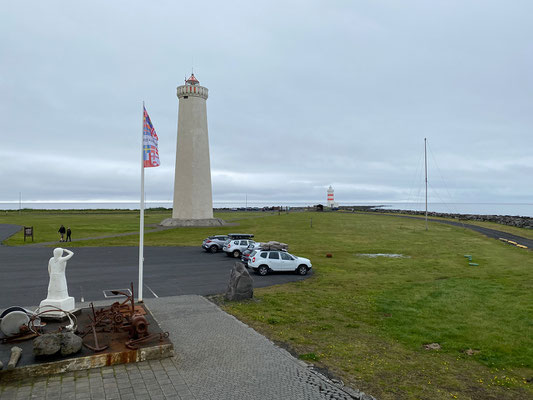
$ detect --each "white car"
[223,239,255,258]
[248,250,312,276]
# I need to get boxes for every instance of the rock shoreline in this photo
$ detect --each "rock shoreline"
[366,208,533,229]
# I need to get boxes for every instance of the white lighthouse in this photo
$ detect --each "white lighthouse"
[327,186,336,208]
[161,73,223,227]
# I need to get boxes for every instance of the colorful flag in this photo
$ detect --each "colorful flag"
[143,106,160,167]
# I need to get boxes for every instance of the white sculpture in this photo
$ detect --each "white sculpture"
[39,248,75,316]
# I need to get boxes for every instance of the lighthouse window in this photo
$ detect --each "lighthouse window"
[183,96,188,99]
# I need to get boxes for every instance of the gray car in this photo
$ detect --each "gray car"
[202,235,229,253]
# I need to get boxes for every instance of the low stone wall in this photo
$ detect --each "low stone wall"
[369,209,533,229]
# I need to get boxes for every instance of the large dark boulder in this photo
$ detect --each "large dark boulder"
[60,332,83,356]
[33,333,61,356]
[33,332,82,357]
[225,261,254,301]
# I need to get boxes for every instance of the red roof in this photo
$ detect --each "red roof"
[186,73,199,85]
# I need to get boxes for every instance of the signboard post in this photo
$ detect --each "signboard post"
[24,226,33,242]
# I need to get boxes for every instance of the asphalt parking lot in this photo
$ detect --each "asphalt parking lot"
[0,225,311,308]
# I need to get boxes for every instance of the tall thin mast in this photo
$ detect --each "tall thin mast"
[424,137,428,231]
[138,102,145,302]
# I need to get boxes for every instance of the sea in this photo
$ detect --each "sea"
[0,200,531,218]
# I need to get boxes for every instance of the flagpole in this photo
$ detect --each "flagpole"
[424,137,428,231]
[138,101,145,302]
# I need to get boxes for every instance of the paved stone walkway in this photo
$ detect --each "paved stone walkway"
[0,296,373,400]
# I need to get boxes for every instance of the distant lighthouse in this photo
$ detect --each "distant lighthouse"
[327,186,335,208]
[161,73,223,227]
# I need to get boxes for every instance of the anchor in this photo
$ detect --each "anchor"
[83,323,108,352]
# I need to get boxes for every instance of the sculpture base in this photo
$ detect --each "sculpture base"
[39,297,76,318]
[160,218,227,227]
[39,308,81,322]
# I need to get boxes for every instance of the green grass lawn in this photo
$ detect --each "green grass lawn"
[0,209,270,246]
[0,209,169,245]
[0,210,531,399]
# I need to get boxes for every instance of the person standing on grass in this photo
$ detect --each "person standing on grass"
[58,225,66,242]
[66,227,72,242]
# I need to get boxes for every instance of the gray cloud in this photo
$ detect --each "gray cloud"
[1,0,531,209]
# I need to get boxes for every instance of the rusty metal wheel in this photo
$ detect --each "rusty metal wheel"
[113,313,124,324]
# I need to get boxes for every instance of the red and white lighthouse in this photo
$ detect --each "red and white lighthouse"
[327,186,334,207]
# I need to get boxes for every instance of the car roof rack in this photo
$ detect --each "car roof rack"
[228,233,254,238]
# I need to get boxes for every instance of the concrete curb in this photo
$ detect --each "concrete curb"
[0,342,173,383]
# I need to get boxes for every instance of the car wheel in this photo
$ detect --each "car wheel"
[233,250,241,258]
[296,265,308,275]
[209,245,218,253]
[257,265,269,276]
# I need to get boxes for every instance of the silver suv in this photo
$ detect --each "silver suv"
[202,235,229,253]
[223,239,255,258]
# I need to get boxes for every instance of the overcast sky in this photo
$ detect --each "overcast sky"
[2,0,532,207]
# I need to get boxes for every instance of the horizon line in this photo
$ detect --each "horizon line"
[0,200,531,206]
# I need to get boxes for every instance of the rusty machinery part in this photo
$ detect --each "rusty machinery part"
[131,315,149,338]
[83,303,139,332]
[109,282,136,315]
[78,284,156,352]
[83,302,125,331]
[125,332,169,350]
[113,312,124,324]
